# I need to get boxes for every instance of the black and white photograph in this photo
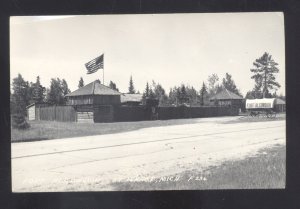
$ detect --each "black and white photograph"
[10,12,286,192]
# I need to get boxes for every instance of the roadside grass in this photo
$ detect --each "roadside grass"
[11,114,285,143]
[110,144,285,190]
[222,113,286,124]
[11,118,200,142]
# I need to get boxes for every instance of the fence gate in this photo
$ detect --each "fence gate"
[76,111,94,123]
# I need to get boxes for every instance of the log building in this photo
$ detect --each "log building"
[65,80,121,122]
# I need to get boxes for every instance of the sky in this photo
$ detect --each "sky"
[10,13,285,96]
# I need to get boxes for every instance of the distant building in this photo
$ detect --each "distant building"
[275,98,286,112]
[66,80,121,106]
[65,80,121,122]
[26,103,50,120]
[210,88,244,109]
[121,93,143,106]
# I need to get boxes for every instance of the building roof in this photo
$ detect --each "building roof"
[26,103,35,108]
[121,93,143,103]
[26,102,49,109]
[66,80,121,97]
[210,88,243,100]
[276,98,286,105]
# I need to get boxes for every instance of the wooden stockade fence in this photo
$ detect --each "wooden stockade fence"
[114,105,239,122]
[36,105,239,123]
[38,106,76,122]
[158,106,238,120]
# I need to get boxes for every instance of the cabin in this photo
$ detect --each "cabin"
[65,80,122,123]
[210,89,244,110]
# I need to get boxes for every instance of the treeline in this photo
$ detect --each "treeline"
[10,74,72,117]
[129,52,285,106]
[245,52,285,100]
[128,72,242,106]
[10,52,284,129]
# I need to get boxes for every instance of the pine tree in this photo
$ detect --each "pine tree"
[185,86,198,106]
[11,74,30,115]
[251,52,281,98]
[168,87,177,105]
[142,82,150,104]
[12,113,30,129]
[207,74,219,96]
[200,82,208,106]
[47,78,70,105]
[78,77,84,88]
[109,81,119,91]
[179,84,188,104]
[11,74,30,129]
[31,76,45,103]
[245,90,255,99]
[128,75,136,94]
[152,80,168,105]
[173,84,189,105]
[61,79,71,104]
[148,88,155,99]
[222,73,241,96]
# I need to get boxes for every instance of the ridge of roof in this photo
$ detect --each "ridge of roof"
[66,80,121,97]
[210,88,243,100]
[121,93,143,103]
[275,98,286,104]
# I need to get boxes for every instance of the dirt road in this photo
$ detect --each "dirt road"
[11,116,285,191]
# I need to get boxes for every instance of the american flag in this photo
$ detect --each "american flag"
[85,54,104,74]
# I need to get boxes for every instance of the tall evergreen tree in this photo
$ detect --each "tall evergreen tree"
[11,73,31,115]
[78,77,84,88]
[109,81,119,91]
[185,86,198,105]
[176,84,189,105]
[168,87,177,105]
[222,73,241,96]
[47,78,62,105]
[245,90,255,99]
[148,88,155,99]
[251,52,281,98]
[11,74,30,129]
[152,81,168,105]
[128,75,136,94]
[200,82,208,106]
[144,82,150,97]
[47,78,70,105]
[31,76,46,103]
[207,73,219,96]
[142,82,150,104]
[61,79,71,104]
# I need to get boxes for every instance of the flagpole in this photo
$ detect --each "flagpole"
[103,54,104,85]
[103,64,104,85]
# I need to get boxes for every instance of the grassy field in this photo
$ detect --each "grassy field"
[11,118,200,142]
[111,144,286,190]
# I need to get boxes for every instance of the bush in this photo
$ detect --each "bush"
[12,113,30,130]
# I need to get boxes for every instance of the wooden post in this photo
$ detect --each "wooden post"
[54,105,56,121]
